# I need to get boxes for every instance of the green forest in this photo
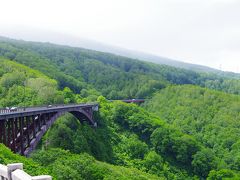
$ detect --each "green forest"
[0,37,240,179]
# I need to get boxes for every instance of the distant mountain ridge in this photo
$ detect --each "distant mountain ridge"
[0,34,223,73]
[1,35,240,79]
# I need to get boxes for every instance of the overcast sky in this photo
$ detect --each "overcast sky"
[0,0,240,72]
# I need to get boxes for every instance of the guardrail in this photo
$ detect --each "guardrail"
[0,108,25,114]
[0,163,51,180]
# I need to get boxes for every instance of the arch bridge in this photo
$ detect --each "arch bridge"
[0,104,98,156]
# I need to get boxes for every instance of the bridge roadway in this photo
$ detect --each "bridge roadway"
[0,103,98,119]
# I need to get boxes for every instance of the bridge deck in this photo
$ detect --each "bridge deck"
[0,103,98,120]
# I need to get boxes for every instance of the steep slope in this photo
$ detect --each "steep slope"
[144,85,240,175]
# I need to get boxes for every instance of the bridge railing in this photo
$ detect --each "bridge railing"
[0,163,51,180]
[109,99,145,103]
[0,108,25,114]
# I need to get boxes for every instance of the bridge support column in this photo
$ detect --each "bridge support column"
[11,119,16,153]
[19,117,24,155]
[37,115,41,132]
[7,120,12,151]
[26,116,30,148]
[32,115,36,138]
[14,118,19,153]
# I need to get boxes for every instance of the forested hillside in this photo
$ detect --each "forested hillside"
[1,37,240,98]
[0,37,240,179]
[144,85,240,177]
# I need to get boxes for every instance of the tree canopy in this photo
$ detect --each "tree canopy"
[0,37,240,179]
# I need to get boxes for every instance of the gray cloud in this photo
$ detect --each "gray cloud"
[0,0,239,72]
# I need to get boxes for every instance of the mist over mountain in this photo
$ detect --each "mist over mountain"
[0,27,224,73]
[2,30,240,82]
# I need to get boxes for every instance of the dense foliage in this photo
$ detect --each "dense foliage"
[31,148,161,180]
[144,85,240,178]
[0,37,240,179]
[39,97,194,179]
[0,143,161,180]
[38,96,240,179]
